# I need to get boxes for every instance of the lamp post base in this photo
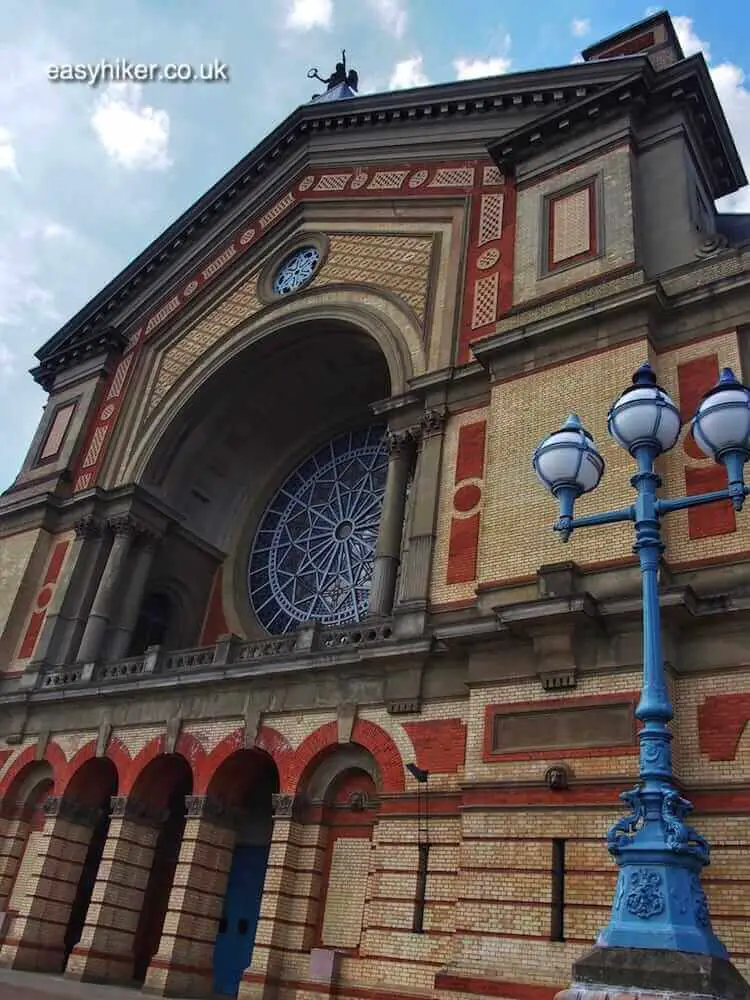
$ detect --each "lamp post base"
[554,947,750,1000]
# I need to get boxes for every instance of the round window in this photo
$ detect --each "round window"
[248,426,388,634]
[271,245,321,296]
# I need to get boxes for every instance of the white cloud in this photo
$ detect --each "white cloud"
[367,0,407,38]
[672,15,710,59]
[571,17,591,37]
[389,56,430,90]
[673,15,750,212]
[285,0,333,30]
[454,55,511,80]
[0,342,14,379]
[0,127,18,175]
[90,83,171,171]
[453,34,512,80]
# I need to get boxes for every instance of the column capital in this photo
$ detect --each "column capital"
[272,792,301,819]
[109,794,165,826]
[43,795,103,827]
[135,526,163,552]
[184,794,226,823]
[420,408,447,438]
[108,514,140,538]
[74,514,103,539]
[385,428,416,458]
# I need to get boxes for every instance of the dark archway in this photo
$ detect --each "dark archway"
[128,592,172,656]
[128,753,193,984]
[206,750,279,997]
[61,757,118,964]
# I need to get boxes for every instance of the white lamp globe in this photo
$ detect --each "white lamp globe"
[607,363,681,455]
[692,368,750,461]
[533,414,604,497]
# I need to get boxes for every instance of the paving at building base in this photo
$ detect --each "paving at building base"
[0,971,189,1000]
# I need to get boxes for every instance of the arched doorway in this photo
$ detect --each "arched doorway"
[0,762,53,917]
[128,753,192,984]
[207,749,279,997]
[61,757,118,963]
[298,744,381,952]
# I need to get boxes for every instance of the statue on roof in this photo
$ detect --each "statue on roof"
[308,49,359,95]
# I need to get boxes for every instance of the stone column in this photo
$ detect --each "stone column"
[144,795,235,998]
[105,530,161,663]
[0,797,100,972]
[239,794,324,1000]
[396,409,447,614]
[42,515,104,667]
[368,429,414,619]
[65,795,161,984]
[76,515,138,664]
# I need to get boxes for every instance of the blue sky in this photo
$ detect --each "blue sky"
[0,0,748,490]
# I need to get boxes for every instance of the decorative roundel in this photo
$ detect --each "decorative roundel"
[248,426,389,634]
[409,169,429,188]
[298,175,316,192]
[272,245,321,296]
[182,279,199,297]
[239,227,256,246]
[477,247,500,270]
[99,404,116,421]
[350,171,368,190]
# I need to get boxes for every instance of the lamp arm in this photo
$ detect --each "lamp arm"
[554,504,634,541]
[656,484,750,517]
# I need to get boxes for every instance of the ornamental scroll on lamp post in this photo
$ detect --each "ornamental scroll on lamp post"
[533,364,750,1000]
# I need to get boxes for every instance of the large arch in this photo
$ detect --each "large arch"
[205,749,279,997]
[104,294,421,646]
[120,287,423,489]
[128,753,193,984]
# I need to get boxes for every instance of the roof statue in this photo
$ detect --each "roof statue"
[307,49,359,103]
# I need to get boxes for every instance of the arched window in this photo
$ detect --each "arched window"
[129,593,172,656]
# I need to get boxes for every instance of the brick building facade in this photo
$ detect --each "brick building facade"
[0,12,749,999]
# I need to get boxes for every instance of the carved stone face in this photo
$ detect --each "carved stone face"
[545,765,568,790]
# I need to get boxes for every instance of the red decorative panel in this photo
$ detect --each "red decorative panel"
[199,566,228,646]
[676,353,735,540]
[72,159,516,492]
[686,466,735,539]
[598,31,656,59]
[18,539,70,660]
[455,422,487,483]
[402,719,466,774]
[698,692,750,761]
[446,417,487,585]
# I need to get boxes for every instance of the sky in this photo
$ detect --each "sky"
[0,0,748,491]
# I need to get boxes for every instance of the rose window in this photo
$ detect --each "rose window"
[248,426,388,633]
[271,246,321,296]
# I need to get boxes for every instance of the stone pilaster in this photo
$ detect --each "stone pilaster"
[368,429,415,619]
[239,795,323,1000]
[105,529,161,662]
[143,795,235,998]
[75,515,138,664]
[0,811,31,914]
[396,409,446,613]
[0,797,100,972]
[43,515,104,667]
[65,795,161,984]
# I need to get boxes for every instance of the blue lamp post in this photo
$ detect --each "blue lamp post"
[533,362,750,956]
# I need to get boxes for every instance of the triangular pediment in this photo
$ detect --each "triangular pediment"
[34,54,672,381]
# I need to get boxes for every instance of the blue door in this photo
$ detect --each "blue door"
[213,844,270,996]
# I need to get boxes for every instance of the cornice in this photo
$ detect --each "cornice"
[489,56,746,200]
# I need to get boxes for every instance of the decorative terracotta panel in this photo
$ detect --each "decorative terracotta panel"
[18,539,70,660]
[447,419,487,585]
[72,157,515,492]
[38,402,76,463]
[548,181,597,269]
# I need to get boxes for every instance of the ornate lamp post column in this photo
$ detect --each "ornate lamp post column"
[533,364,750,998]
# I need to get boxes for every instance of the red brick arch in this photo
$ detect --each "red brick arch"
[57,739,130,797]
[195,725,293,793]
[0,740,67,799]
[286,718,405,794]
[120,733,205,794]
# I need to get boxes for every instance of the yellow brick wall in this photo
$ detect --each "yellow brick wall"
[512,146,635,305]
[478,339,647,587]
